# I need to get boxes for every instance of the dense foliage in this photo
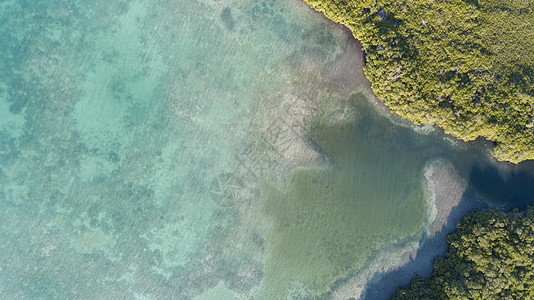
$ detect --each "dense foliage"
[393,207,534,299]
[304,0,534,163]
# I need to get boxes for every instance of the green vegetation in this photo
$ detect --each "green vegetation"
[393,206,534,299]
[304,0,534,163]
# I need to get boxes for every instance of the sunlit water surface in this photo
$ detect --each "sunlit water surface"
[1,0,534,298]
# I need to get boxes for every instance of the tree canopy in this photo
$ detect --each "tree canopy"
[393,207,534,299]
[304,0,534,163]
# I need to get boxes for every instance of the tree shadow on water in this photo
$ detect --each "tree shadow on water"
[467,161,534,209]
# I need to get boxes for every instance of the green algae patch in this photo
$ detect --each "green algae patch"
[261,93,430,298]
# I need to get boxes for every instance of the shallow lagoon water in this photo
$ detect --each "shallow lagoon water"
[1,0,534,299]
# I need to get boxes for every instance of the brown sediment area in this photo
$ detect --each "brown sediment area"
[330,161,486,300]
[320,26,373,96]
[246,19,371,184]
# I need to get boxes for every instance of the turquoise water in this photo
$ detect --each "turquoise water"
[1,0,534,298]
